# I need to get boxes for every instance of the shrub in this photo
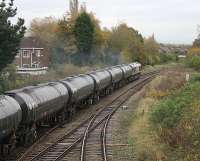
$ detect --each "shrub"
[160,53,177,63]
[150,80,200,129]
[150,95,186,129]
[0,63,93,94]
[150,76,200,154]
[186,55,200,69]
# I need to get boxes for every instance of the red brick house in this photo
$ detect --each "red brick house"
[14,37,49,75]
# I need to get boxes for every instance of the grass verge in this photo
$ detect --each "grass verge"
[112,67,199,161]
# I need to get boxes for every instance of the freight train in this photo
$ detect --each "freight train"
[0,62,141,155]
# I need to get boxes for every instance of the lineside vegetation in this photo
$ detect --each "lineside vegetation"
[113,67,200,161]
[150,73,200,160]
[128,70,200,161]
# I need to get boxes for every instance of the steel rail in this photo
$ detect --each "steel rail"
[79,73,158,161]
[17,70,159,161]
[100,76,153,161]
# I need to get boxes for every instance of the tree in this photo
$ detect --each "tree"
[29,17,77,65]
[143,35,160,65]
[29,17,69,65]
[193,39,200,47]
[0,0,26,72]
[89,13,105,52]
[57,19,77,54]
[74,12,95,54]
[29,17,58,45]
[106,23,144,64]
[69,0,79,21]
[193,25,200,47]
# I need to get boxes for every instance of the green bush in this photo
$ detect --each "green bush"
[0,63,93,94]
[186,55,200,69]
[0,65,42,94]
[160,53,177,63]
[150,80,200,129]
[149,75,200,160]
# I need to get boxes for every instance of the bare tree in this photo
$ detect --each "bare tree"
[70,0,79,20]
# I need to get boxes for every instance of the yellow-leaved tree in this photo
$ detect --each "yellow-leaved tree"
[106,23,144,64]
[143,35,160,65]
[186,26,200,69]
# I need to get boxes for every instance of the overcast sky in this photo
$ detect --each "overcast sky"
[14,0,200,44]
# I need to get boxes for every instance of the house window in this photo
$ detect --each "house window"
[23,50,30,58]
[23,64,30,68]
[35,50,41,57]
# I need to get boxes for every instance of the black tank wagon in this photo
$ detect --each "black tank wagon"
[118,64,133,82]
[0,95,22,154]
[6,82,69,144]
[88,70,112,99]
[61,74,95,111]
[0,62,142,156]
[106,66,124,89]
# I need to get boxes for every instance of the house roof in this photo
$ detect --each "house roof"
[20,37,45,48]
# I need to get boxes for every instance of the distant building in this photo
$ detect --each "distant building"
[14,37,49,75]
[159,43,190,55]
[178,55,186,59]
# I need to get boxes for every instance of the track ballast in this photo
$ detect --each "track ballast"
[16,71,158,161]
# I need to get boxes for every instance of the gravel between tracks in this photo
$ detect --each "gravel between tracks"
[109,82,149,161]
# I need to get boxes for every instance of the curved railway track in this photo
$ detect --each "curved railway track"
[80,73,156,161]
[15,71,158,161]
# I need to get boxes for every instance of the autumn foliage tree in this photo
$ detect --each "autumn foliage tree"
[29,1,95,65]
[29,17,69,64]
[143,35,160,65]
[29,17,58,45]
[105,23,144,64]
[186,26,200,69]
[28,0,162,66]
[90,13,105,54]
[0,0,26,72]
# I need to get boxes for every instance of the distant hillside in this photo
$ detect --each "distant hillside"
[159,43,191,55]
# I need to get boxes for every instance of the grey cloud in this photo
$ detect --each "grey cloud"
[13,0,200,44]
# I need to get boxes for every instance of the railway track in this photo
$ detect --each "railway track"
[16,70,158,161]
[80,73,155,161]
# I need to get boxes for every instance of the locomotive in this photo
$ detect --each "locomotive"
[0,62,141,155]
